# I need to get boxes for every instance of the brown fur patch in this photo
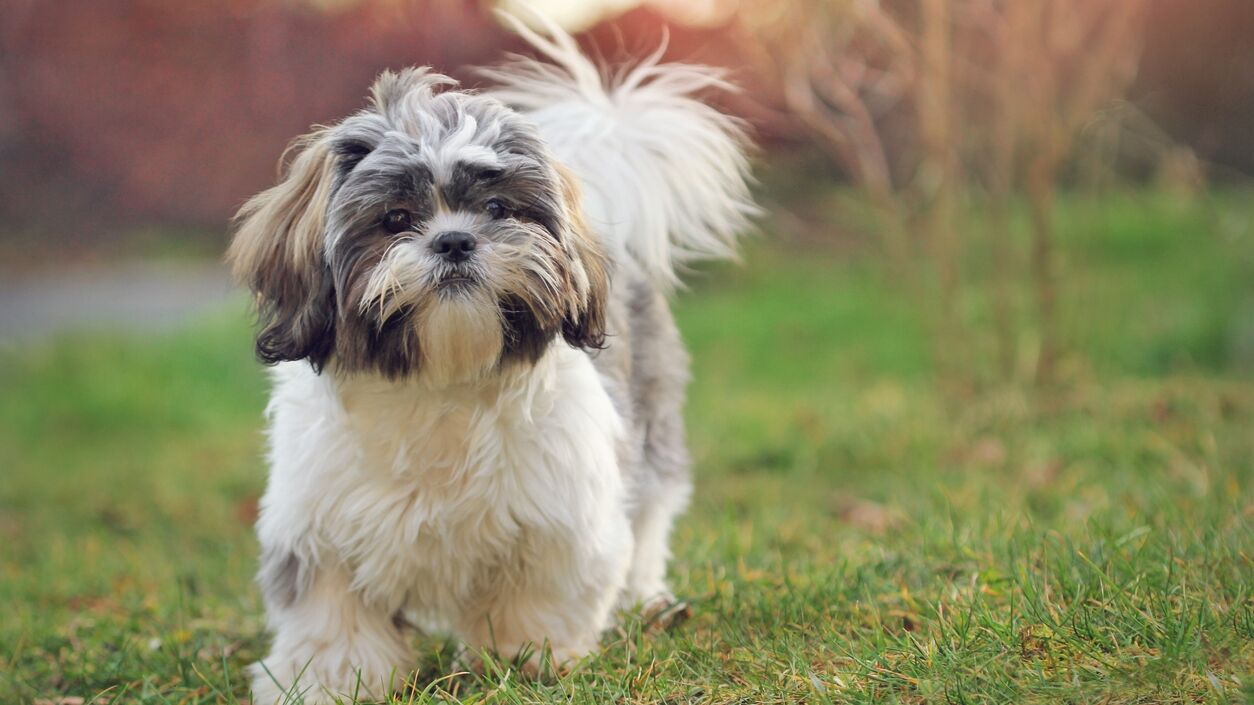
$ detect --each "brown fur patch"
[555,165,610,350]
[227,131,338,369]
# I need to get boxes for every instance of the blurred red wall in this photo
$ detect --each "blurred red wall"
[0,0,1250,244]
[0,0,508,237]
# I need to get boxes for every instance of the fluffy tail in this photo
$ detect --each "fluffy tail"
[480,13,758,289]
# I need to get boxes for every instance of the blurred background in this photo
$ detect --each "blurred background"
[1,0,1252,387]
[3,2,1254,701]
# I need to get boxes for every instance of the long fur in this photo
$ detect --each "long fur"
[234,17,756,705]
[479,13,758,289]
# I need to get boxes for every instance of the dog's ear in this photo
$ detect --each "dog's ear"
[554,166,611,350]
[228,131,338,370]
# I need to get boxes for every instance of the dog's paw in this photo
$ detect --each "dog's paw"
[249,666,312,705]
[248,660,393,705]
[640,594,692,633]
[454,644,580,681]
[249,662,303,705]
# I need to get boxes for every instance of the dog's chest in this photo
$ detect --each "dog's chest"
[324,392,563,611]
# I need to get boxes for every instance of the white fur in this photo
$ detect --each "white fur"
[252,346,631,703]
[481,12,759,289]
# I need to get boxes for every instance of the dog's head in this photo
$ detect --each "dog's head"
[229,69,609,385]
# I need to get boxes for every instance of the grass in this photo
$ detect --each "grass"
[1,189,1252,704]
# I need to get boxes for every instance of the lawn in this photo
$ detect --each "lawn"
[1,190,1252,704]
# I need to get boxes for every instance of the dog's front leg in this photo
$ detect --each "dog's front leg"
[250,555,411,705]
[458,524,632,676]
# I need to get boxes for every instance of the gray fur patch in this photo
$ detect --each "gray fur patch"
[592,267,693,519]
[624,278,692,485]
[256,545,310,611]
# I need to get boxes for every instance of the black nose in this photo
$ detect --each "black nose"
[431,231,477,263]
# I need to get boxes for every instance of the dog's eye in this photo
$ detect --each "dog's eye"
[478,167,504,181]
[485,199,510,220]
[382,209,414,234]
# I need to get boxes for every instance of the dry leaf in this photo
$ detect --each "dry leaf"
[833,497,905,534]
[969,437,1007,467]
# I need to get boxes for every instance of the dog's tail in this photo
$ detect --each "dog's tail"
[480,13,758,289]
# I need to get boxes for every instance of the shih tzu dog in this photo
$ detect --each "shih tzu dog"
[230,17,755,704]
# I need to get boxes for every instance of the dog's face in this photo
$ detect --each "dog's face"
[229,69,609,384]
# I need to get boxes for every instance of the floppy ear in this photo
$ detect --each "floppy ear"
[554,166,610,350]
[228,130,338,370]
